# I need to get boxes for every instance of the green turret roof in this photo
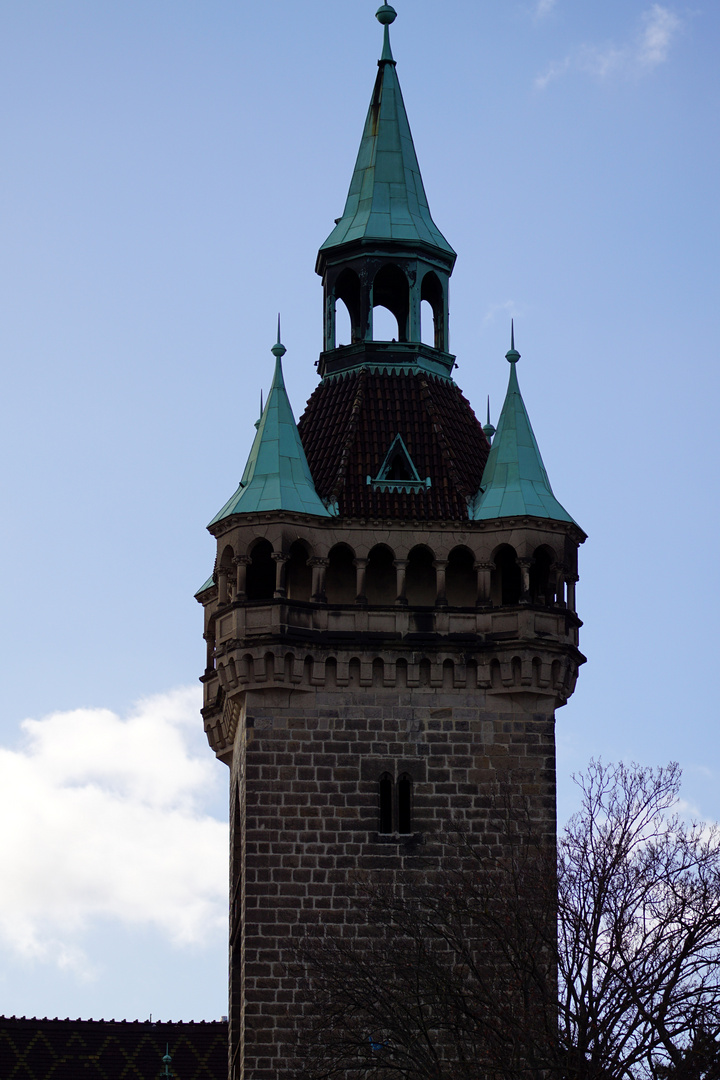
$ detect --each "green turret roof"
[319,7,454,260]
[208,338,332,525]
[471,333,575,524]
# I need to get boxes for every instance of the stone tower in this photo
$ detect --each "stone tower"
[196,7,585,1078]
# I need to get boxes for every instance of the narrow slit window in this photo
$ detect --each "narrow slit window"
[397,773,412,834]
[379,773,393,834]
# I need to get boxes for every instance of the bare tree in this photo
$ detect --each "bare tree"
[559,761,720,1080]
[296,762,720,1080]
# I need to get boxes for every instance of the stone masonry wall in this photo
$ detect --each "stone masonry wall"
[229,681,557,1079]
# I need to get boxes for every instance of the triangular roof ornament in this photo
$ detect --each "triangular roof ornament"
[208,328,334,523]
[470,325,576,524]
[367,433,431,493]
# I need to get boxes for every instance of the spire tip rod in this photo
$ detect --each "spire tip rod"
[506,319,521,364]
[376,4,397,63]
[272,314,287,360]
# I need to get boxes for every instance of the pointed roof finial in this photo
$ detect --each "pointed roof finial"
[255,389,264,430]
[482,395,496,440]
[272,314,286,359]
[376,4,397,64]
[506,319,521,364]
[161,1045,173,1078]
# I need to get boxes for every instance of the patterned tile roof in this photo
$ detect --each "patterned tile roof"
[0,1016,227,1080]
[298,369,490,520]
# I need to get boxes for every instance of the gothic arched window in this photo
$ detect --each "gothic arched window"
[378,773,413,835]
[379,773,393,834]
[397,773,413,835]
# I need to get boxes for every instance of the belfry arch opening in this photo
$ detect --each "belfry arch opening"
[335,301,352,347]
[334,268,362,347]
[420,271,446,350]
[371,264,409,342]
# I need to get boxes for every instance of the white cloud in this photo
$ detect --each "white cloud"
[638,4,682,68]
[535,0,557,18]
[0,688,227,976]
[483,300,520,326]
[535,5,681,89]
[535,56,572,90]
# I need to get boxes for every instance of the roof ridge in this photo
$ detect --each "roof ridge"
[418,376,477,500]
[328,369,367,502]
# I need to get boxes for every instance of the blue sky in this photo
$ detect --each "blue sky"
[0,0,717,1024]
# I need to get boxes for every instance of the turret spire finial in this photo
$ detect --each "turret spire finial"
[506,319,521,364]
[161,1045,173,1078]
[272,314,287,359]
[376,4,397,64]
[482,395,496,440]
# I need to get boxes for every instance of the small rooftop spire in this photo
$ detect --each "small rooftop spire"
[506,319,521,364]
[376,4,397,64]
[471,334,575,524]
[272,314,286,359]
[482,395,496,440]
[208,330,333,523]
[161,1045,173,1079]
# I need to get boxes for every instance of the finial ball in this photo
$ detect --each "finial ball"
[376,4,397,26]
[271,342,286,359]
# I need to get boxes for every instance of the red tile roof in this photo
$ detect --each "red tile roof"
[0,1016,226,1080]
[298,369,490,520]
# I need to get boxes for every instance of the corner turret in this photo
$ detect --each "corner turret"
[208,327,332,524]
[472,325,575,523]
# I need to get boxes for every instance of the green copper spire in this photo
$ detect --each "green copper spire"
[209,330,333,523]
[471,328,575,523]
[319,6,454,258]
